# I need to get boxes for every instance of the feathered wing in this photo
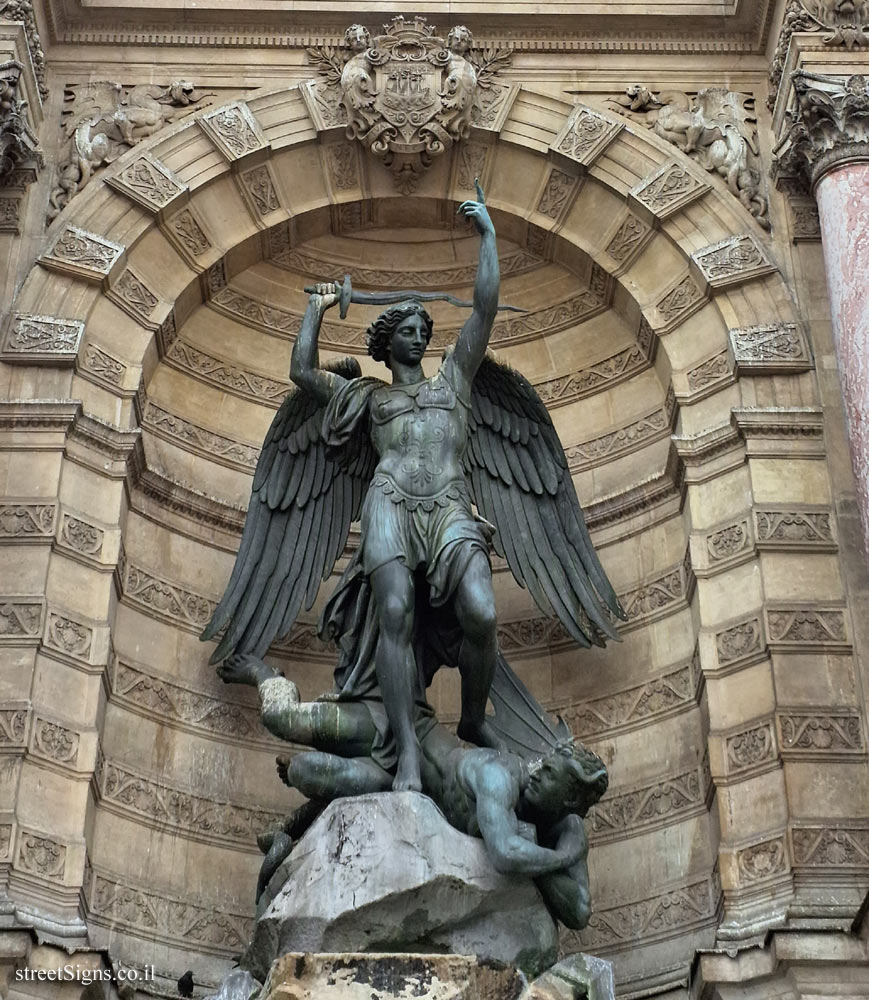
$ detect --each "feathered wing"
[465,354,626,648]
[201,359,378,663]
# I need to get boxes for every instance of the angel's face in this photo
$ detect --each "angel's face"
[389,314,429,367]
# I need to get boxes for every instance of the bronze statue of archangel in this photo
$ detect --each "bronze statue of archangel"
[201,183,625,800]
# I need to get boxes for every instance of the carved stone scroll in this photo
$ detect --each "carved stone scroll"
[690,234,775,291]
[630,161,709,223]
[0,502,55,540]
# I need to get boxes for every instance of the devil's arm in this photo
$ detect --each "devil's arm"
[290,294,347,405]
[534,815,592,929]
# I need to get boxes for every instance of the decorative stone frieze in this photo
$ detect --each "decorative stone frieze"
[690,234,776,291]
[120,559,217,633]
[587,756,712,844]
[0,313,84,364]
[774,71,869,189]
[790,824,869,868]
[754,507,835,550]
[563,871,720,953]
[141,399,259,471]
[109,659,272,749]
[40,226,124,283]
[269,241,543,287]
[564,393,676,473]
[630,161,709,223]
[765,607,849,649]
[198,101,267,163]
[0,598,43,641]
[777,709,865,758]
[732,407,825,458]
[728,323,813,375]
[163,339,290,406]
[679,350,733,402]
[106,152,187,215]
[551,104,622,169]
[15,830,67,883]
[95,756,283,851]
[0,501,55,540]
[722,719,779,779]
[548,657,702,739]
[323,141,359,191]
[84,865,253,956]
[612,87,768,227]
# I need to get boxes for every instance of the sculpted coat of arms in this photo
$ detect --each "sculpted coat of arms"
[339,18,478,190]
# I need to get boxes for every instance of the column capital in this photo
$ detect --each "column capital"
[774,70,869,190]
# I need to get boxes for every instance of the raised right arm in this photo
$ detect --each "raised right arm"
[290,282,348,405]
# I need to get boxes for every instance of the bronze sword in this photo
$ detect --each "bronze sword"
[303,274,526,320]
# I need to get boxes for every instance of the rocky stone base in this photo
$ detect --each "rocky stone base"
[255,952,615,1000]
[244,792,558,982]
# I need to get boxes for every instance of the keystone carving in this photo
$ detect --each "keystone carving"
[774,71,869,188]
[48,81,212,222]
[770,0,869,106]
[308,17,510,192]
[611,86,769,228]
[0,60,42,186]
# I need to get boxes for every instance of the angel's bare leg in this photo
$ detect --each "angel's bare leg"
[452,551,506,751]
[218,653,376,756]
[283,750,391,799]
[369,560,423,792]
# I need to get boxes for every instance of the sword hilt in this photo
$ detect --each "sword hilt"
[302,274,353,319]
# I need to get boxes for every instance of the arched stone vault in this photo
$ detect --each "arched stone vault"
[4,83,860,994]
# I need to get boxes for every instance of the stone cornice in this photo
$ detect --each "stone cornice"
[774,70,869,189]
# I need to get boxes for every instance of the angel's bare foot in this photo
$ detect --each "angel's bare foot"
[217,653,279,687]
[392,750,422,792]
[457,717,509,753]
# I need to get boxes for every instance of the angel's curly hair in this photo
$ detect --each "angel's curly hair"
[545,739,608,815]
[366,301,434,368]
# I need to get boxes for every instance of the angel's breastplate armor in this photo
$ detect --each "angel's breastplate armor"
[370,372,469,497]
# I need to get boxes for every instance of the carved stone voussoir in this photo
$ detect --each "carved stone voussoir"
[238,163,282,219]
[630,161,709,224]
[765,606,849,649]
[536,167,581,223]
[729,323,813,375]
[690,234,776,291]
[680,350,733,401]
[552,104,623,169]
[163,206,213,264]
[198,102,267,163]
[107,268,160,327]
[774,71,869,189]
[604,212,652,269]
[78,343,129,392]
[106,152,187,215]
[777,709,866,759]
[1,314,84,364]
[653,273,706,332]
[40,226,124,283]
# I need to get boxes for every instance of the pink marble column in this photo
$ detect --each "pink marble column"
[816,162,869,553]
